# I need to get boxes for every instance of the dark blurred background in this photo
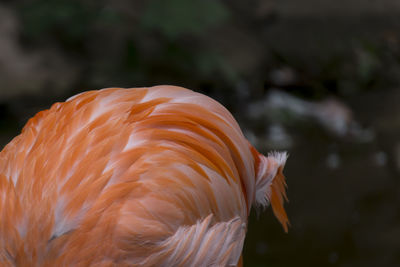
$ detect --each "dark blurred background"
[1,0,400,266]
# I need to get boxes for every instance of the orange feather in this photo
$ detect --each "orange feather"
[0,86,288,266]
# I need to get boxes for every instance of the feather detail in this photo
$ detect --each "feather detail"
[253,150,289,232]
[141,215,246,267]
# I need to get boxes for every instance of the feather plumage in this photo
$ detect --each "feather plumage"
[0,85,288,266]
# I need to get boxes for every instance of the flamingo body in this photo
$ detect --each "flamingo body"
[0,86,288,266]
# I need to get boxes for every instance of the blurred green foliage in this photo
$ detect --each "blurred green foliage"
[141,0,229,38]
[18,0,97,50]
[355,42,381,86]
[15,0,236,90]
[10,0,400,100]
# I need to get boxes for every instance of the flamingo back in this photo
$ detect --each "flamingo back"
[0,86,288,266]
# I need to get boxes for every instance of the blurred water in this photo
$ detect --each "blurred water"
[242,88,400,266]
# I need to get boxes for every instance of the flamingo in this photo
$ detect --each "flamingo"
[0,86,288,266]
